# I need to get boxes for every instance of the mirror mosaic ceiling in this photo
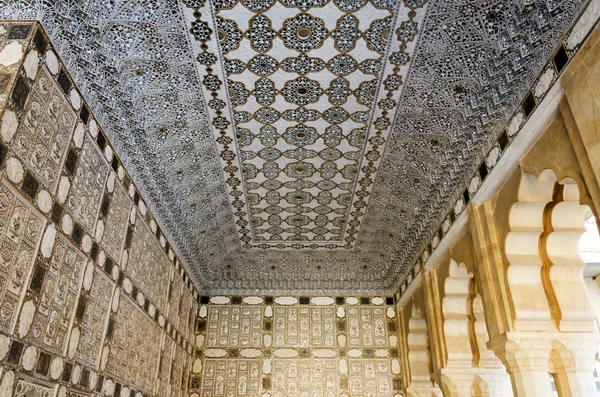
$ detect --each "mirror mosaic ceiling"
[0,0,588,295]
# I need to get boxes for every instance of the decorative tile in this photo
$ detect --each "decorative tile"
[171,345,187,397]
[0,23,31,107]
[272,359,338,397]
[346,307,387,348]
[100,180,131,263]
[65,133,109,235]
[206,306,262,348]
[12,66,76,193]
[201,359,261,397]
[168,272,183,328]
[126,211,170,312]
[273,306,335,348]
[14,376,55,397]
[73,269,113,367]
[178,288,193,338]
[157,336,174,397]
[348,359,393,397]
[0,179,46,334]
[105,295,161,393]
[25,233,86,355]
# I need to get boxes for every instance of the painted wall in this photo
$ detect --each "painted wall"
[0,22,198,397]
[189,295,403,397]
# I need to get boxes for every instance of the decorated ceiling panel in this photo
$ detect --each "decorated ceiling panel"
[0,0,589,294]
[186,0,421,249]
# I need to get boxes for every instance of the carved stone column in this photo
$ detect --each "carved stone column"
[488,335,554,397]
[435,370,475,397]
[552,336,600,397]
[473,370,512,397]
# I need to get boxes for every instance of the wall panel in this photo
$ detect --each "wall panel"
[0,21,198,396]
[190,296,402,397]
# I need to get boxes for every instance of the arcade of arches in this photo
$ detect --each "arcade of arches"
[397,20,600,397]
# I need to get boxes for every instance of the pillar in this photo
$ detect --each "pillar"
[490,338,553,397]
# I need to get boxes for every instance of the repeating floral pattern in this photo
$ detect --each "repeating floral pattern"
[0,0,591,295]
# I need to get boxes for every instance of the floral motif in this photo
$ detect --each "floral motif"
[326,78,351,105]
[258,125,279,146]
[248,54,279,76]
[281,77,323,105]
[257,147,282,161]
[283,125,319,147]
[227,80,250,106]
[318,148,343,161]
[254,107,281,124]
[389,51,410,66]
[216,16,242,53]
[323,125,343,147]
[224,59,246,75]
[365,16,392,54]
[396,20,418,42]
[355,79,378,106]
[280,54,325,75]
[284,191,313,205]
[323,107,350,124]
[241,0,276,11]
[359,59,383,75]
[246,14,276,53]
[191,20,212,41]
[333,0,368,11]
[254,78,277,106]
[234,111,252,124]
[183,0,207,7]
[279,0,328,11]
[212,0,237,10]
[282,108,321,122]
[197,52,217,66]
[283,147,318,160]
[235,127,253,146]
[331,14,361,53]
[283,161,317,178]
[280,13,328,52]
[327,54,358,76]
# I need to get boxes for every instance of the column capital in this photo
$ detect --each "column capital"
[433,368,509,397]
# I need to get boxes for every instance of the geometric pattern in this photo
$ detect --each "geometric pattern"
[185,0,429,255]
[0,0,588,294]
[207,0,401,247]
[0,179,45,334]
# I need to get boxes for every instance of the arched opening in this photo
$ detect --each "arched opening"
[580,205,600,393]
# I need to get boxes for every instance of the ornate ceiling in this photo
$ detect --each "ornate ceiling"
[0,0,589,295]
